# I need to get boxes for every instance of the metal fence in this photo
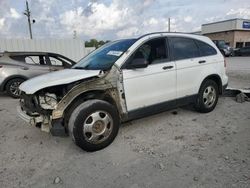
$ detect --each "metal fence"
[0,38,95,62]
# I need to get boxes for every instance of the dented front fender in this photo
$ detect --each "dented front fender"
[52,66,127,120]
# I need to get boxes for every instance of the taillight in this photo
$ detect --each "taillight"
[224,58,226,68]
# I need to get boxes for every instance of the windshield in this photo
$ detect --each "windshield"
[73,39,136,70]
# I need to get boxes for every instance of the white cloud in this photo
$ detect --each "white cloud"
[143,17,159,26]
[116,27,139,38]
[192,26,201,32]
[226,8,250,18]
[60,2,131,37]
[143,0,156,7]
[116,16,186,38]
[0,18,5,29]
[205,16,221,23]
[1,0,250,39]
[184,16,192,23]
[10,8,21,19]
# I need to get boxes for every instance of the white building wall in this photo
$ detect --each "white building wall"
[0,38,95,62]
[202,20,237,34]
[202,19,250,34]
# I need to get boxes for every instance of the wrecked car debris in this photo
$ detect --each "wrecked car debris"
[223,88,250,103]
[236,93,250,103]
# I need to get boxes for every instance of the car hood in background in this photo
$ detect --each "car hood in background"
[19,69,101,94]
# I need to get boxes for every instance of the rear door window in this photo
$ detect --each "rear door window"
[25,55,47,65]
[195,40,217,56]
[169,37,199,61]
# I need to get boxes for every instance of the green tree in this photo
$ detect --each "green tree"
[85,39,110,48]
[98,40,105,46]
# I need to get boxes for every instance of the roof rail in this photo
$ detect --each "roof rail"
[137,32,196,39]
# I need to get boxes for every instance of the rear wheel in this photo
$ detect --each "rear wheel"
[195,80,219,113]
[68,99,120,152]
[6,78,24,98]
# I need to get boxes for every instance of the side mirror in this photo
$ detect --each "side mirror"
[126,58,148,69]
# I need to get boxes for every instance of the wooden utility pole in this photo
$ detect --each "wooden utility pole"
[168,17,170,32]
[24,0,33,39]
[73,30,77,39]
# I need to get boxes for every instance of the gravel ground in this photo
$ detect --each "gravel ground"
[0,57,249,188]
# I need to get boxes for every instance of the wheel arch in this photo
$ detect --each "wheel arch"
[200,74,223,94]
[67,90,117,110]
[63,89,119,127]
[1,75,28,91]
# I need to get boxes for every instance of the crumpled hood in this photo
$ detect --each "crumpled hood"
[19,69,100,94]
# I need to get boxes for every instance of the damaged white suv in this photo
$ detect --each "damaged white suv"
[18,33,228,151]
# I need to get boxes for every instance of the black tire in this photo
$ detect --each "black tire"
[6,78,25,98]
[195,80,219,113]
[64,98,86,134]
[68,99,120,152]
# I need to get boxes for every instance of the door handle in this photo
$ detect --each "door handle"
[198,60,206,64]
[162,65,174,70]
[21,66,29,70]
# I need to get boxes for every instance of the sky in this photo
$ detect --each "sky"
[0,0,250,40]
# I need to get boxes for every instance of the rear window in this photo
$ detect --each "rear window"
[169,37,199,60]
[195,40,217,56]
[9,55,26,62]
[49,56,63,66]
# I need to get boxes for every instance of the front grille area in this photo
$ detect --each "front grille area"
[20,93,38,114]
[20,92,51,115]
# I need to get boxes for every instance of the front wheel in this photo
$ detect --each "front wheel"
[195,80,219,113]
[68,99,120,152]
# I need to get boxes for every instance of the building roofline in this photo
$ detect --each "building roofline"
[202,18,250,26]
[189,30,202,34]
[202,29,250,35]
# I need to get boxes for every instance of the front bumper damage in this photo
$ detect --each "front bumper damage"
[18,104,67,136]
[17,105,51,132]
[17,92,68,136]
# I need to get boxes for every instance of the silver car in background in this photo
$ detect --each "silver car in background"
[0,51,76,98]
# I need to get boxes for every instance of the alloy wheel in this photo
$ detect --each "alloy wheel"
[203,85,216,108]
[83,111,113,144]
[9,81,22,97]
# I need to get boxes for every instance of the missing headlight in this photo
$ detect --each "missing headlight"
[39,93,58,110]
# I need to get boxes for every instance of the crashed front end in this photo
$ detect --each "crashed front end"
[17,67,127,136]
[18,89,62,133]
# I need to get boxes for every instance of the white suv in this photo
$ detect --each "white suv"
[18,33,228,151]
